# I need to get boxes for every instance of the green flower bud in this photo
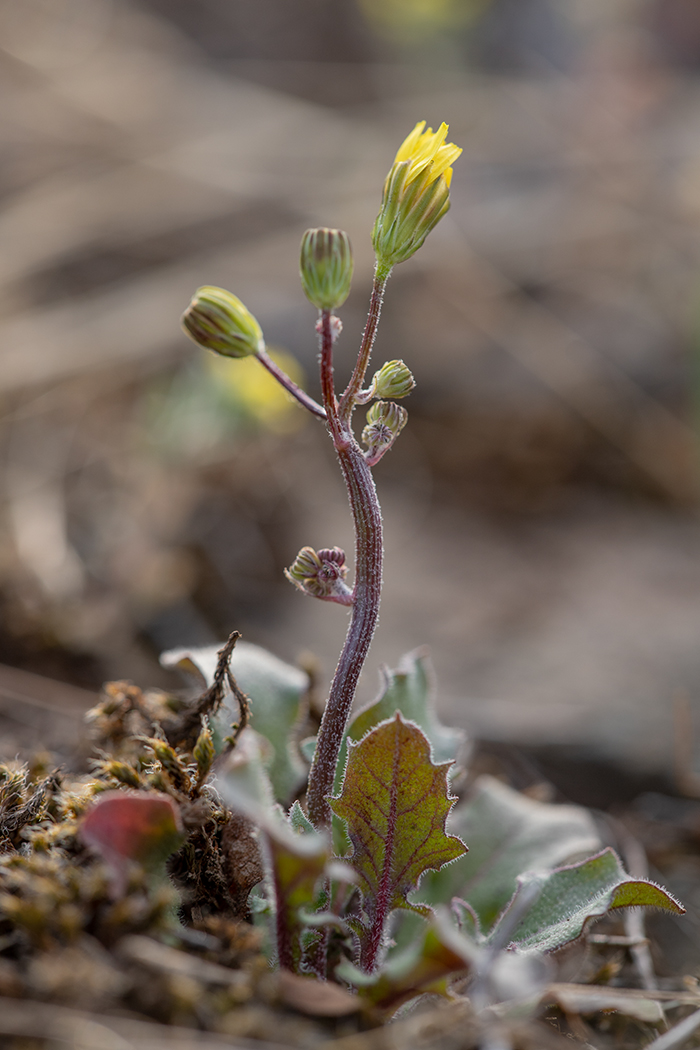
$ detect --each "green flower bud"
[181,286,264,358]
[285,545,353,605]
[372,121,461,274]
[370,359,415,400]
[300,228,353,310]
[362,400,408,466]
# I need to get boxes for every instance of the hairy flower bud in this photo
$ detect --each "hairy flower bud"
[181,286,264,358]
[372,121,461,274]
[370,359,415,400]
[362,400,408,466]
[285,545,353,605]
[300,228,353,310]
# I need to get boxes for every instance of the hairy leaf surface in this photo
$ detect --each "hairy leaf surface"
[337,908,476,1011]
[496,847,684,954]
[330,713,466,949]
[416,774,601,931]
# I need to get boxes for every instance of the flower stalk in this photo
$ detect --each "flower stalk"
[306,310,384,828]
[182,122,461,836]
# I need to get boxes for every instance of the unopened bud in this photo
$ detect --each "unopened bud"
[370,359,415,400]
[300,228,353,311]
[285,546,353,605]
[181,286,264,358]
[362,400,408,466]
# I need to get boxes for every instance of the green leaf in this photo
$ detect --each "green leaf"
[216,731,330,972]
[289,799,316,836]
[346,649,466,768]
[496,847,684,954]
[162,640,309,801]
[266,830,329,971]
[337,908,477,1012]
[302,651,466,786]
[416,774,601,932]
[330,713,466,971]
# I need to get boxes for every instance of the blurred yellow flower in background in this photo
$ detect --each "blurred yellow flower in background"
[359,0,490,41]
[207,347,306,434]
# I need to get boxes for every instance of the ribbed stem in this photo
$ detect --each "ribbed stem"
[306,311,383,829]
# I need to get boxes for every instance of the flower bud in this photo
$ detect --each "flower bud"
[285,545,353,605]
[372,121,461,273]
[300,228,353,310]
[181,286,264,359]
[362,400,408,466]
[370,359,415,400]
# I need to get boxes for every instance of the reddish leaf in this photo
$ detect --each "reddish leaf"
[330,713,466,972]
[80,791,185,893]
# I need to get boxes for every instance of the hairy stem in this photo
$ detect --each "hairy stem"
[338,266,389,424]
[256,346,326,420]
[306,311,383,829]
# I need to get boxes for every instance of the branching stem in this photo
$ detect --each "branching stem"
[306,310,383,829]
[256,346,326,420]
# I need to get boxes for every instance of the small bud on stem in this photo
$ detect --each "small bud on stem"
[368,359,416,400]
[285,546,353,605]
[362,400,408,466]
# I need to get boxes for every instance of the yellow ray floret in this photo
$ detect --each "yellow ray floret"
[393,121,462,185]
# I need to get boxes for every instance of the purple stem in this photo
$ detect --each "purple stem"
[338,268,389,424]
[256,346,326,420]
[306,310,384,829]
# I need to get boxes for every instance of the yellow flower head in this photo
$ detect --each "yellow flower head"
[393,121,462,188]
[372,121,462,273]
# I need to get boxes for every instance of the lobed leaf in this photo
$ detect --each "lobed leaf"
[300,650,466,782]
[330,713,466,967]
[318,650,467,856]
[162,640,309,801]
[343,648,466,775]
[496,847,684,954]
[415,774,601,932]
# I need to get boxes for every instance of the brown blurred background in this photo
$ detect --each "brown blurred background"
[2,0,700,788]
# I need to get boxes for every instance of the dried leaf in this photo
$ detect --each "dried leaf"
[162,641,308,801]
[277,970,360,1016]
[545,983,666,1025]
